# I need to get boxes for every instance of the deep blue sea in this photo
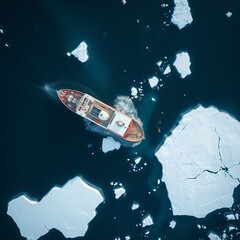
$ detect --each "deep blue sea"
[1,0,240,239]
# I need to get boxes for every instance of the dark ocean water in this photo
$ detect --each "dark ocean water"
[1,0,240,239]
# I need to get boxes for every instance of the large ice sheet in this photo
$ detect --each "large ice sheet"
[155,105,240,218]
[7,176,104,240]
[171,0,193,29]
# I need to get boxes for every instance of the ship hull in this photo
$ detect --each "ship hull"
[57,89,145,142]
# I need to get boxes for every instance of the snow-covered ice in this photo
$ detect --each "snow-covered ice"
[114,186,126,199]
[226,12,232,18]
[131,202,140,210]
[208,232,221,240]
[102,137,121,153]
[169,220,176,229]
[67,41,89,63]
[142,214,154,227]
[155,105,240,218]
[163,65,171,75]
[148,76,159,88]
[7,176,104,240]
[131,87,138,97]
[157,60,162,67]
[171,0,193,29]
[173,52,191,78]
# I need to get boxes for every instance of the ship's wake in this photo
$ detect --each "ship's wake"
[43,84,59,101]
[84,96,142,147]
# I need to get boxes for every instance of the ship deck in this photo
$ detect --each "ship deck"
[85,100,116,128]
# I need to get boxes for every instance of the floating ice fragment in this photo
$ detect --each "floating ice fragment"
[131,202,140,210]
[163,66,171,75]
[125,235,130,240]
[68,41,89,63]
[226,12,232,18]
[134,157,142,165]
[131,87,138,97]
[169,220,176,229]
[122,0,127,5]
[142,214,154,227]
[225,213,236,220]
[171,0,193,29]
[173,51,191,78]
[114,186,126,199]
[148,76,159,88]
[7,176,104,240]
[157,60,162,67]
[155,105,240,218]
[208,232,221,240]
[102,137,121,153]
[0,28,3,34]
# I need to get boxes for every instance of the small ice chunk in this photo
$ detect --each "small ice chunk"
[171,0,193,29]
[163,65,171,75]
[169,220,176,229]
[7,176,104,240]
[134,157,142,165]
[225,213,235,220]
[148,76,159,88]
[68,41,89,63]
[122,0,127,5]
[0,28,3,34]
[226,12,232,18]
[114,187,126,199]
[208,232,221,240]
[131,87,138,96]
[157,61,162,67]
[125,235,130,240]
[102,137,121,153]
[142,214,154,227]
[173,51,191,78]
[131,202,140,210]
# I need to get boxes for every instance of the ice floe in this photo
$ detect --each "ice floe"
[226,12,232,18]
[163,65,171,75]
[171,0,193,29]
[67,41,89,63]
[114,186,126,199]
[131,202,140,210]
[208,232,221,240]
[173,51,191,78]
[142,214,154,227]
[155,105,240,218]
[131,87,138,97]
[169,220,176,229]
[7,176,104,240]
[102,136,121,153]
[148,76,159,88]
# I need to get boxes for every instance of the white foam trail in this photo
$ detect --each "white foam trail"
[43,84,58,101]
